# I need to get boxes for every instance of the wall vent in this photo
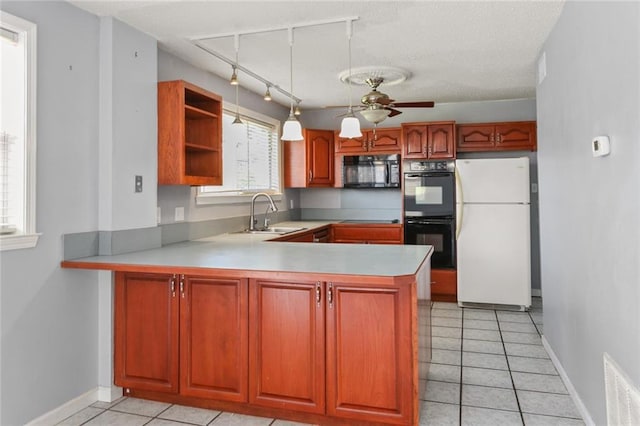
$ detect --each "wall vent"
[604,352,640,426]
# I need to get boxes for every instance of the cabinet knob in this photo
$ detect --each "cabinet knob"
[309,170,313,182]
[497,133,502,143]
[327,283,334,308]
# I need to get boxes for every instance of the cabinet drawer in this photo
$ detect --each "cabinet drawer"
[431,269,457,302]
[332,224,402,243]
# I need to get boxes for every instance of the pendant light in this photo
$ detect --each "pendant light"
[281,27,304,141]
[339,20,362,139]
[232,34,243,125]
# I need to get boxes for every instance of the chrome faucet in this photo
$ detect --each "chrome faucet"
[249,192,279,231]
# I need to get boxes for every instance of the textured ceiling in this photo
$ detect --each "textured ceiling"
[69,1,565,110]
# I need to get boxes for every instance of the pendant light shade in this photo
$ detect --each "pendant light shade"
[282,113,303,141]
[339,111,362,139]
[282,28,303,141]
[339,20,361,139]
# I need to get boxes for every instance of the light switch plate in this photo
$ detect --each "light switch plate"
[135,175,143,192]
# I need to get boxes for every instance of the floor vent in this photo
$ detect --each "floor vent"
[604,352,640,426]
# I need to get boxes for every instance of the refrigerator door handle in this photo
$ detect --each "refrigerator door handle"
[455,170,464,240]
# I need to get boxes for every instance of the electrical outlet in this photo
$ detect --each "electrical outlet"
[135,175,143,192]
[175,207,185,222]
[290,199,294,209]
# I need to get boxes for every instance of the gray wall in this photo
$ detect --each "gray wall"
[537,2,640,424]
[0,2,100,424]
[0,2,159,424]
[302,98,537,130]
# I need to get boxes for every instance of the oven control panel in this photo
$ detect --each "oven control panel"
[407,160,454,172]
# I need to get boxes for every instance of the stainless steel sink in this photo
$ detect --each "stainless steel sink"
[234,226,306,235]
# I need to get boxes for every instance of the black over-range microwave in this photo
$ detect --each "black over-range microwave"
[342,154,400,188]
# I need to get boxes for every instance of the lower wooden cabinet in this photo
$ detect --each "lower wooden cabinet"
[249,279,325,413]
[114,272,249,401]
[115,271,418,424]
[250,278,413,424]
[431,268,457,302]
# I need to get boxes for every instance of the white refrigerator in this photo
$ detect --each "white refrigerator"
[455,157,531,309]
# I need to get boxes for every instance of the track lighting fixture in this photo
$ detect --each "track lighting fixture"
[294,102,301,116]
[229,65,238,85]
[263,85,272,101]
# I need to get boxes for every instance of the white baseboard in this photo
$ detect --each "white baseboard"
[25,388,99,426]
[531,288,542,297]
[542,336,595,426]
[98,385,123,402]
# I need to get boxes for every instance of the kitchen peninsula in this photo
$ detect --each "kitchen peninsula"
[61,225,433,425]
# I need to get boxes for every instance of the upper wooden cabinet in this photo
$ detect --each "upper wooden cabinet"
[158,80,223,186]
[335,128,401,154]
[457,121,537,152]
[285,129,335,188]
[402,122,456,159]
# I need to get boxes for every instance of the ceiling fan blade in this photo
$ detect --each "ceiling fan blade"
[391,101,435,108]
[384,107,403,117]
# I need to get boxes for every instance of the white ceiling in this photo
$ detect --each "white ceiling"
[69,1,565,111]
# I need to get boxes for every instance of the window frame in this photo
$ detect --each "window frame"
[196,102,283,206]
[0,11,39,251]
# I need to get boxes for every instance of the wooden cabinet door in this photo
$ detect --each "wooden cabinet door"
[306,129,334,187]
[249,279,325,414]
[180,276,248,402]
[326,283,413,424]
[114,272,179,394]
[456,124,495,152]
[428,123,455,159]
[368,128,401,153]
[430,269,457,302]
[495,122,537,151]
[335,132,367,154]
[402,125,427,158]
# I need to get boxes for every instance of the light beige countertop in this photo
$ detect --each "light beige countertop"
[62,221,432,278]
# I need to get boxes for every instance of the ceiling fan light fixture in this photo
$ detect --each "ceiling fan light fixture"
[360,107,391,124]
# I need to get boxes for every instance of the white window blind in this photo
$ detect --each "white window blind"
[199,108,280,199]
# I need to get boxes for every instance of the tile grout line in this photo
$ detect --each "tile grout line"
[495,309,525,425]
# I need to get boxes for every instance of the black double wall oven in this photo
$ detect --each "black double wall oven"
[403,160,456,269]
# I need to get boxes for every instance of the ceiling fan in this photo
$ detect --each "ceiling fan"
[335,76,435,125]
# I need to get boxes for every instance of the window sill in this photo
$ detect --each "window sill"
[196,192,283,206]
[0,233,41,251]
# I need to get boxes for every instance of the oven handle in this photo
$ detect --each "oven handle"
[455,170,464,240]
[406,218,453,226]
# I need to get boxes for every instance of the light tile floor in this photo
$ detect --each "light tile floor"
[57,297,584,426]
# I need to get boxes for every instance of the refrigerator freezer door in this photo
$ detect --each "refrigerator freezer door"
[455,157,530,204]
[457,203,531,307]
